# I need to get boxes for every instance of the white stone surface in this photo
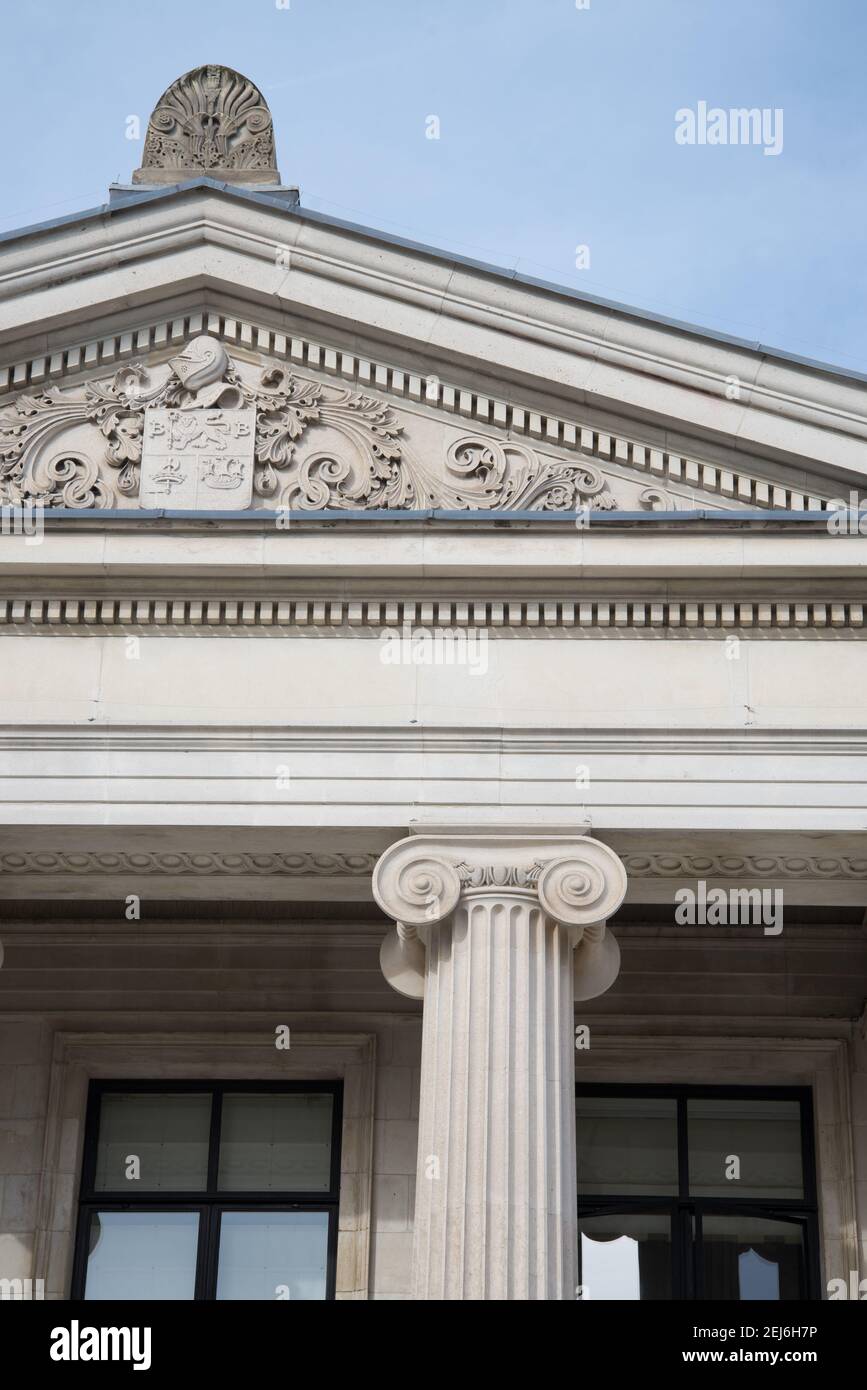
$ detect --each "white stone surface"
[374,832,626,1299]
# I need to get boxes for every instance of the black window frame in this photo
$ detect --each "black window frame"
[72,1079,343,1301]
[575,1082,821,1301]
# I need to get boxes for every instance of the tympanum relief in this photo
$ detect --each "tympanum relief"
[0,334,631,513]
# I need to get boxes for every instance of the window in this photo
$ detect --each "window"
[576,1085,819,1301]
[72,1081,342,1301]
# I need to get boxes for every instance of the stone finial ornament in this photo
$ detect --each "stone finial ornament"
[133,65,280,186]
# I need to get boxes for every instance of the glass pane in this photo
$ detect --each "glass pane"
[700,1215,807,1300]
[688,1098,804,1198]
[218,1092,334,1192]
[576,1096,678,1196]
[578,1213,672,1300]
[94,1092,211,1191]
[216,1211,329,1300]
[83,1210,199,1300]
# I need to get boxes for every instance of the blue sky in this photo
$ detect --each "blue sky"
[2,0,866,371]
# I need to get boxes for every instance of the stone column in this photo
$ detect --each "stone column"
[373,831,627,1300]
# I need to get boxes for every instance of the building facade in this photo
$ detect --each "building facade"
[0,66,866,1303]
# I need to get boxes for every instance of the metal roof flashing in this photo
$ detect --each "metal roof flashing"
[15,508,842,530]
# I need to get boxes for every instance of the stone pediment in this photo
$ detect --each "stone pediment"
[0,314,840,516]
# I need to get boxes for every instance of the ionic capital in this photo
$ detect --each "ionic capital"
[373,831,627,1000]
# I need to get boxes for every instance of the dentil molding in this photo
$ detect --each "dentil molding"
[1,594,864,636]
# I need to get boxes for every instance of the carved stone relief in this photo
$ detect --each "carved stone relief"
[0,335,624,514]
[133,65,280,185]
[140,407,256,509]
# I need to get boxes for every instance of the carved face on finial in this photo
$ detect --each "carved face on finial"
[132,65,280,187]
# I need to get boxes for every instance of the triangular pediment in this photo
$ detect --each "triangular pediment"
[0,302,849,516]
[3,175,866,518]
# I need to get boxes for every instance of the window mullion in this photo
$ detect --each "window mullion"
[194,1206,212,1301]
[693,1208,704,1300]
[207,1085,223,1194]
[676,1094,690,1199]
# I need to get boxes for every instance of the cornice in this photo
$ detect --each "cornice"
[1,726,866,754]
[3,189,867,496]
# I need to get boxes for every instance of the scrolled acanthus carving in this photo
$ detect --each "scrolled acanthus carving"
[639,487,680,511]
[42,454,114,510]
[444,436,616,512]
[0,376,145,509]
[0,335,618,514]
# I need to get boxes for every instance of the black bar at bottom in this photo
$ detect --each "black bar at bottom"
[3,1296,863,1375]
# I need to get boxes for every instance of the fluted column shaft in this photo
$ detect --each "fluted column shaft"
[415,890,577,1299]
[373,832,627,1301]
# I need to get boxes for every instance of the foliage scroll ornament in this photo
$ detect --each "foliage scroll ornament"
[0,372,146,508]
[0,336,617,513]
